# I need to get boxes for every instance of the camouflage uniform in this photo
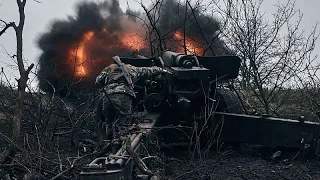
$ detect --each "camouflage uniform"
[95,62,169,140]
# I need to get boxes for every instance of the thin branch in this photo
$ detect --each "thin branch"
[141,3,164,52]
[0,20,16,36]
[49,152,97,180]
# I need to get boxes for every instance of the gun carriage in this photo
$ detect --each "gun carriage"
[80,51,320,180]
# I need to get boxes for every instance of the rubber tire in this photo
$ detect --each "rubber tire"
[214,88,243,114]
[212,87,244,149]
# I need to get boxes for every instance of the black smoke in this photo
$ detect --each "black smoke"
[37,0,146,98]
[36,0,228,99]
[152,0,229,55]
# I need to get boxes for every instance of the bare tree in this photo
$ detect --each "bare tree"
[0,0,34,164]
[130,0,227,56]
[216,0,319,115]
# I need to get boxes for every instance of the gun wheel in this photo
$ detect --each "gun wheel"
[200,87,244,150]
[214,87,244,114]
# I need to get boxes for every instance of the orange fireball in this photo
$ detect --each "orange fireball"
[173,31,204,55]
[69,31,95,78]
[66,28,205,82]
[67,27,147,80]
[120,32,145,51]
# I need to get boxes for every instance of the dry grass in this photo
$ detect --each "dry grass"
[1,85,320,179]
[237,88,320,122]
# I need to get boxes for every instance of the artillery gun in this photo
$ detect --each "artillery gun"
[80,51,320,180]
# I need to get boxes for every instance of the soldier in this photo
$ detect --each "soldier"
[95,55,171,142]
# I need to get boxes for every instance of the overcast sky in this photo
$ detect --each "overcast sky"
[0,0,319,87]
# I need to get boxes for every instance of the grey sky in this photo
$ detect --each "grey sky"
[0,0,319,87]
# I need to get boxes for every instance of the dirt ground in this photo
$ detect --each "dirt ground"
[171,152,320,180]
[1,128,320,180]
[1,106,320,180]
[151,142,320,180]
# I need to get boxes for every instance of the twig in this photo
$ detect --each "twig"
[49,167,73,180]
[124,136,156,176]
[141,3,164,52]
[0,20,16,37]
[35,125,42,173]
[0,164,29,172]
[0,133,62,166]
[49,151,97,180]
[0,163,70,179]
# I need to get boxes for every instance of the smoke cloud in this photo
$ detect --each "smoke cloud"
[36,0,227,98]
[155,0,228,55]
[37,0,147,97]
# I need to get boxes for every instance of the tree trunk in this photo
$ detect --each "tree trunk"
[0,0,33,164]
